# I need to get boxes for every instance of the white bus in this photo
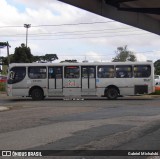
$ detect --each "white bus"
[6,61,155,100]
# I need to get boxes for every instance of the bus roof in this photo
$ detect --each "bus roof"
[9,61,153,67]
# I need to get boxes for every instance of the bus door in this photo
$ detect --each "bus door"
[48,67,63,96]
[63,66,81,96]
[81,66,96,95]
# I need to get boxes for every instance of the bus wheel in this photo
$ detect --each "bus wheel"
[31,88,44,100]
[106,88,118,100]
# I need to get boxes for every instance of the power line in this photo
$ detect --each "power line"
[0,27,137,37]
[0,21,114,29]
[0,26,23,28]
[23,32,150,41]
[31,21,115,27]
[0,29,142,38]
[6,32,150,42]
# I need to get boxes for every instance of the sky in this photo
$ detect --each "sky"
[0,0,160,63]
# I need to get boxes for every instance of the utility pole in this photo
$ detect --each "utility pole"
[24,24,31,48]
[6,41,10,65]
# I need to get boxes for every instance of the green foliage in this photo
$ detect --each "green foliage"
[112,45,137,62]
[150,90,160,95]
[1,43,58,64]
[60,59,78,63]
[0,82,6,92]
[44,54,58,62]
[2,65,8,75]
[0,55,13,65]
[32,54,58,63]
[0,56,7,65]
[0,42,8,47]
[11,43,33,63]
[154,60,160,75]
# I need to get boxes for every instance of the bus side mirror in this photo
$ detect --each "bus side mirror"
[10,71,15,80]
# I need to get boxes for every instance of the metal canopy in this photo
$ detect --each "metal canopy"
[58,0,160,35]
[105,0,160,15]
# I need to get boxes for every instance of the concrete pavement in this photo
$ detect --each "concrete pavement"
[0,92,160,112]
[0,92,9,112]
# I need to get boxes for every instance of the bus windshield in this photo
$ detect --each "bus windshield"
[8,67,26,84]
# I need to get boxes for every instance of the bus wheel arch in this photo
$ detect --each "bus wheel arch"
[105,85,120,100]
[29,86,44,100]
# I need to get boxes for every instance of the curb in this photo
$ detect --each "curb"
[0,106,9,112]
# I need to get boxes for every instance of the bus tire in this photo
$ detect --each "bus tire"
[31,88,44,100]
[106,87,118,100]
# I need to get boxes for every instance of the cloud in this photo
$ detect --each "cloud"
[135,53,147,62]
[84,51,111,62]
[0,0,160,63]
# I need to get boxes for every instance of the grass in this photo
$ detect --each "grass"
[0,82,6,92]
[150,90,160,95]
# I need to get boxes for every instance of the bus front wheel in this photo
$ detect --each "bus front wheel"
[31,88,44,100]
[106,88,118,100]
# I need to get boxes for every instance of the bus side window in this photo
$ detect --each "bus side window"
[97,66,114,78]
[134,65,151,78]
[116,65,132,78]
[28,67,46,79]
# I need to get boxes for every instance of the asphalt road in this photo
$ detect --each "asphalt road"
[0,94,160,159]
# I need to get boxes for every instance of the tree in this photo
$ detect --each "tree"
[60,59,78,63]
[154,60,160,75]
[32,54,58,63]
[0,42,10,65]
[0,56,8,65]
[11,43,33,63]
[0,42,8,48]
[112,45,137,62]
[44,54,58,62]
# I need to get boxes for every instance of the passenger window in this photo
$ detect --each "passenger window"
[134,65,151,78]
[98,66,114,78]
[65,66,79,78]
[116,65,132,78]
[28,67,46,79]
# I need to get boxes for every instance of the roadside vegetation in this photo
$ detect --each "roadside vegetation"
[0,82,6,92]
[151,86,160,95]
[151,90,160,95]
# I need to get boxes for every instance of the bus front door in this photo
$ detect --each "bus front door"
[48,67,63,96]
[81,66,96,95]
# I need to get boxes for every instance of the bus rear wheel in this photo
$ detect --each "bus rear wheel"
[106,88,118,100]
[31,88,44,100]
